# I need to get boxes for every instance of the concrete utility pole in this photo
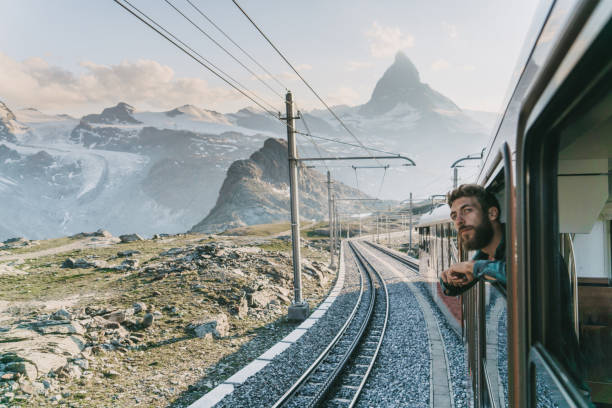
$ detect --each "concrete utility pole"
[331,197,337,259]
[409,192,413,251]
[327,171,335,269]
[386,214,390,245]
[284,91,308,321]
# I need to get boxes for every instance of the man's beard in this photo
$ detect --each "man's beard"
[462,215,494,251]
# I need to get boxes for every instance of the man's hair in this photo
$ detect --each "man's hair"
[447,184,501,218]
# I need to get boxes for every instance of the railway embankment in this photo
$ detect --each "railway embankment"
[0,229,335,407]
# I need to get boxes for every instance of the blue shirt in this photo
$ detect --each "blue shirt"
[440,226,506,296]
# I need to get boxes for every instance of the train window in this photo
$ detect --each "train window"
[555,100,612,406]
[522,13,611,405]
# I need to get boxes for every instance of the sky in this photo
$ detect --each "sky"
[0,0,541,117]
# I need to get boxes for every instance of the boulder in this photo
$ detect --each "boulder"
[94,229,112,238]
[132,302,146,314]
[188,314,229,339]
[141,313,154,328]
[5,361,37,381]
[61,258,96,269]
[30,321,85,336]
[0,335,85,377]
[119,234,143,243]
[248,290,275,309]
[51,309,71,321]
[103,310,132,324]
[160,247,184,256]
[117,250,140,257]
[233,296,248,318]
[121,259,139,269]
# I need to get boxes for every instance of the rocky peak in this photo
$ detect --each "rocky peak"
[190,137,372,233]
[359,52,459,116]
[0,101,17,123]
[165,104,229,124]
[81,102,141,125]
[0,100,19,143]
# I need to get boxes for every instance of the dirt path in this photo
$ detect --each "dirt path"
[0,236,120,263]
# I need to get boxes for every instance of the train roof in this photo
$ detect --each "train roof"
[417,204,451,227]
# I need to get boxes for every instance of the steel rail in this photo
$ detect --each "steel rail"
[271,243,369,408]
[364,241,419,271]
[339,241,390,407]
[273,240,390,408]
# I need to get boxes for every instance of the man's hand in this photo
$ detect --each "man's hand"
[441,261,475,286]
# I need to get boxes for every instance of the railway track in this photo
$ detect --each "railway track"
[364,240,418,270]
[271,242,389,408]
[359,240,458,408]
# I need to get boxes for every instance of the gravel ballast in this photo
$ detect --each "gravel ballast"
[357,242,470,408]
[214,243,364,407]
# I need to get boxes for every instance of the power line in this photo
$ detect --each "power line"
[115,0,278,117]
[164,0,284,102]
[231,0,381,165]
[295,106,330,173]
[184,0,288,92]
[295,131,408,158]
[117,0,400,170]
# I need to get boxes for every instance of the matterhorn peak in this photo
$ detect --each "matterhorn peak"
[358,52,458,116]
[391,51,420,83]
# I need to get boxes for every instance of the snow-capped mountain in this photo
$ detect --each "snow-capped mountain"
[0,52,495,240]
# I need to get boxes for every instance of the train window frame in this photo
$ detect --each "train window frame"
[517,2,610,406]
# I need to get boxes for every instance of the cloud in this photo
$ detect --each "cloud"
[461,64,476,72]
[365,21,414,58]
[326,86,361,106]
[295,64,312,71]
[347,61,373,72]
[442,21,458,39]
[0,53,237,114]
[431,59,451,71]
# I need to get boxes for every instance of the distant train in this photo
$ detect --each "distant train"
[416,1,611,407]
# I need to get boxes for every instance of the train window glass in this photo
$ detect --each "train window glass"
[530,63,612,407]
[556,107,612,405]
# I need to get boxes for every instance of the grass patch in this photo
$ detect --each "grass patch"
[2,237,75,255]
[221,222,291,237]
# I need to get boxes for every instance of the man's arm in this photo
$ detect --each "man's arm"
[473,260,506,286]
[440,260,506,296]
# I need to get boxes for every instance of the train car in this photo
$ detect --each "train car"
[416,204,463,332]
[417,1,611,407]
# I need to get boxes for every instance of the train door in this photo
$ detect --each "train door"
[519,3,610,406]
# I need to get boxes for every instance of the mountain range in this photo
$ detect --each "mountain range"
[0,52,494,240]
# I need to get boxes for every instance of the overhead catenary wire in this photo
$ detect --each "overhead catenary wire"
[114,0,279,117]
[294,104,331,173]
[231,0,382,165]
[295,132,410,158]
[116,0,398,171]
[184,0,289,92]
[377,166,388,198]
[164,0,284,102]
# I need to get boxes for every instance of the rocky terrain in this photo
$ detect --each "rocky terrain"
[0,227,336,407]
